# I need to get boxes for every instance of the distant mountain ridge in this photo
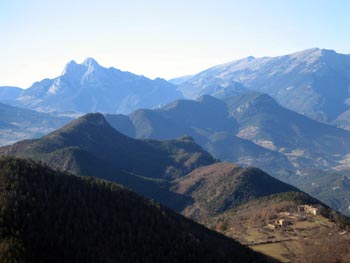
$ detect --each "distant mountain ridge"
[0,102,72,146]
[105,95,294,175]
[0,86,23,101]
[103,93,350,214]
[0,113,313,216]
[10,58,182,114]
[177,48,350,128]
[105,92,350,174]
[225,92,350,171]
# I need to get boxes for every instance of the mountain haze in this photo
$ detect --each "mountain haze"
[225,92,350,171]
[106,95,294,175]
[105,93,350,174]
[178,48,350,126]
[0,102,72,146]
[13,58,182,114]
[103,94,350,214]
[0,86,23,101]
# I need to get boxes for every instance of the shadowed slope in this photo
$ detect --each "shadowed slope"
[0,157,272,263]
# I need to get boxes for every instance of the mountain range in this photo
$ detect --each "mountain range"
[106,92,350,173]
[2,48,349,131]
[1,49,349,217]
[102,93,350,214]
[1,115,348,261]
[1,58,182,114]
[105,95,294,175]
[225,92,350,171]
[0,113,311,213]
[175,48,350,129]
[0,48,349,262]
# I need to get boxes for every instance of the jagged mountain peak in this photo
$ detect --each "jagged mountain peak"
[61,59,83,76]
[82,57,99,66]
[17,58,182,114]
[62,58,101,76]
[82,57,101,71]
[66,59,78,66]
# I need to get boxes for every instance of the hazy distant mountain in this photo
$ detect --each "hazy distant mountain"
[225,92,350,171]
[178,48,350,125]
[103,93,350,214]
[0,86,23,101]
[0,102,72,146]
[0,157,270,263]
[333,109,350,130]
[14,58,182,113]
[105,93,350,174]
[105,95,293,175]
[168,75,194,85]
[178,77,248,99]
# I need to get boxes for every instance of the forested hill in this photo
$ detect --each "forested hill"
[0,157,273,263]
[0,113,216,211]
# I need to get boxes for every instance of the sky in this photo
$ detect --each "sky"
[1,0,350,88]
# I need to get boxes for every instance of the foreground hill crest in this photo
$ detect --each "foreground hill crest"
[0,156,271,263]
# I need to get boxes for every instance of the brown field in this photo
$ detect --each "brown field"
[203,200,350,262]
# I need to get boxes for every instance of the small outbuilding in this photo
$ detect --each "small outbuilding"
[298,205,321,215]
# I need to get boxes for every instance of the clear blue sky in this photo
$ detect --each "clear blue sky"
[1,0,350,87]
